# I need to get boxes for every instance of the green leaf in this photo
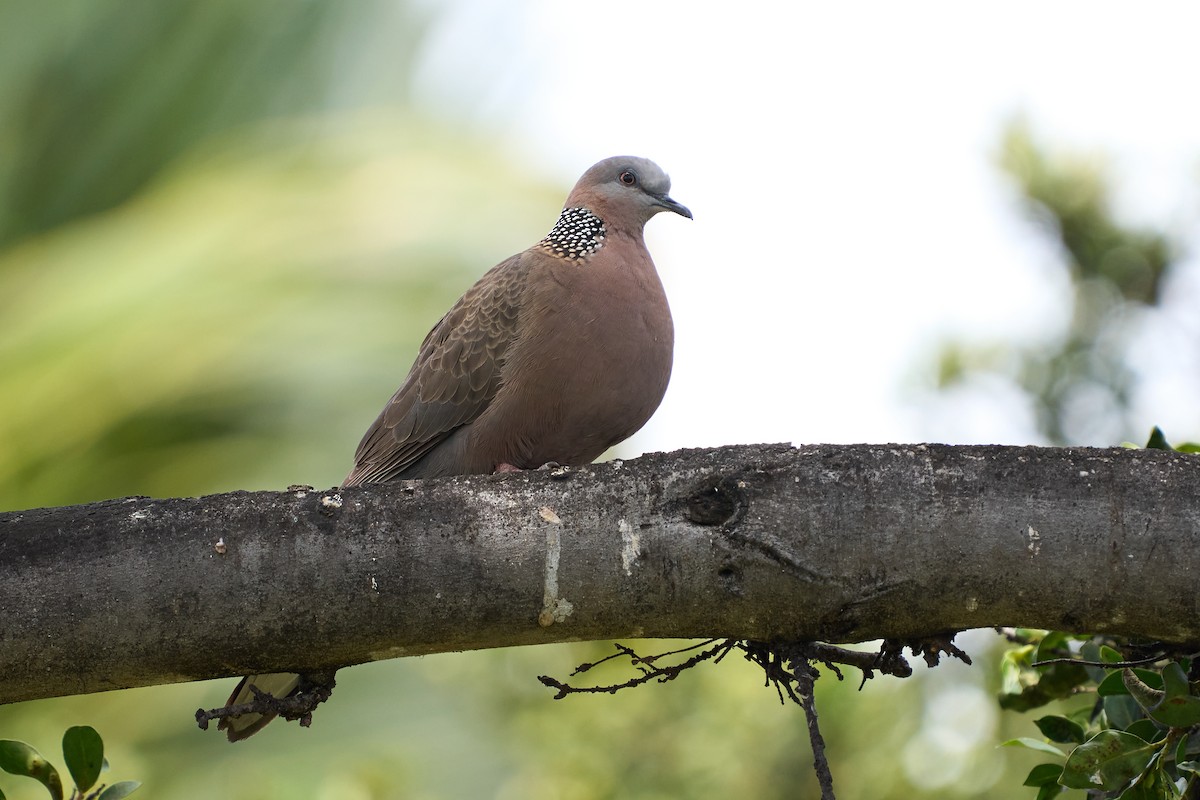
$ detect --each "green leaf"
[1130,767,1172,799]
[999,654,1090,712]
[1101,645,1127,663]
[1146,426,1171,450]
[1104,668,1165,698]
[1146,663,1200,728]
[61,726,103,794]
[1113,766,1174,800]
[1000,644,1036,695]
[1118,664,1200,727]
[1036,715,1087,744]
[1002,737,1067,757]
[1176,443,1200,454]
[0,741,64,800]
[1176,735,1192,769]
[1124,669,1166,709]
[1102,670,1132,696]
[1037,631,1071,662]
[1036,783,1065,800]
[1081,640,1109,682]
[1060,730,1160,791]
[1024,763,1065,787]
[1107,694,1149,731]
[97,780,141,799]
[1125,719,1165,743]
[1162,662,1189,696]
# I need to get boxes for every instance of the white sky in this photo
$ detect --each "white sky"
[412,0,1200,452]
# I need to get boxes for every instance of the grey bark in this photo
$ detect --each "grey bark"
[2,442,1197,706]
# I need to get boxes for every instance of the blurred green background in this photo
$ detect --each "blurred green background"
[1,1,1196,798]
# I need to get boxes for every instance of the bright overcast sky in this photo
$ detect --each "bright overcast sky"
[412,0,1200,452]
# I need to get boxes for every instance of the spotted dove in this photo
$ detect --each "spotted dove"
[218,155,690,741]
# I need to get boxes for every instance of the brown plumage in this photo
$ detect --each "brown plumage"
[218,155,689,741]
[343,155,689,483]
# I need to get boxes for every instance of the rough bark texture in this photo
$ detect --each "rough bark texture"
[2,442,1197,705]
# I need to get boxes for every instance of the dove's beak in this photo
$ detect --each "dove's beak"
[654,194,692,220]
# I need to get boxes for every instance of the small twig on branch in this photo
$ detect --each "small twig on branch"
[539,635,973,800]
[568,639,726,677]
[793,660,836,800]
[1031,652,1193,669]
[195,671,337,730]
[737,644,837,797]
[539,635,973,700]
[537,640,738,698]
[997,630,1195,670]
[741,641,804,704]
[1000,630,1198,669]
[902,634,973,668]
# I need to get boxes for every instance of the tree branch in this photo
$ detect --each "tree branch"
[2,442,1197,705]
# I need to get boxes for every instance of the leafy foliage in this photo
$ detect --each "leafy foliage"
[1000,428,1200,799]
[0,727,138,800]
[1139,427,1200,455]
[1003,633,1200,798]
